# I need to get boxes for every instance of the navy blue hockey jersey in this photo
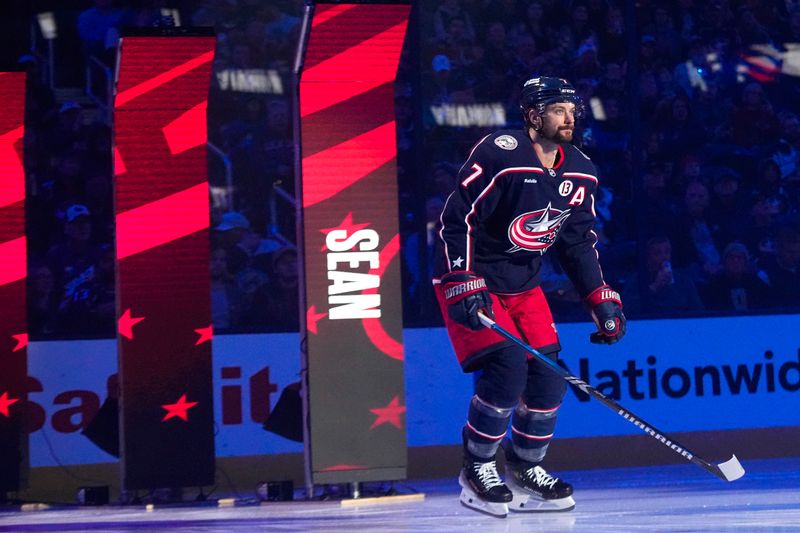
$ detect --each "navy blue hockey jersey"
[435,129,607,297]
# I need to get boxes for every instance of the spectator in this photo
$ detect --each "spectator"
[638,163,677,238]
[212,211,257,275]
[733,82,780,147]
[428,53,455,107]
[210,247,244,330]
[657,95,706,160]
[597,6,625,63]
[702,242,770,312]
[515,2,552,53]
[621,236,704,317]
[246,247,299,331]
[28,264,58,337]
[758,223,800,309]
[44,204,109,336]
[707,169,745,247]
[482,21,514,76]
[403,196,445,323]
[42,101,91,156]
[433,0,476,58]
[741,192,783,257]
[771,112,800,180]
[669,180,722,279]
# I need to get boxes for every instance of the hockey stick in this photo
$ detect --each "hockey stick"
[477,312,745,482]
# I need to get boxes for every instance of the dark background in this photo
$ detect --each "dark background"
[2,0,799,340]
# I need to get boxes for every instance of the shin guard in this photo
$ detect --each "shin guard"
[510,402,560,464]
[465,395,514,459]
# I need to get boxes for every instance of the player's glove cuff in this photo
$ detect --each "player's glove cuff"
[585,285,622,308]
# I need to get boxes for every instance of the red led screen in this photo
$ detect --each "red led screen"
[299,3,410,484]
[114,35,215,490]
[0,72,27,491]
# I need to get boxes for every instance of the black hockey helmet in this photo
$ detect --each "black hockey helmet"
[520,76,585,125]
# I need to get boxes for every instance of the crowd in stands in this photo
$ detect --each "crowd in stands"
[19,0,800,339]
[406,0,800,323]
[23,0,302,338]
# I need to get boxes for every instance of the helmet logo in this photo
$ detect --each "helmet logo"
[494,135,518,150]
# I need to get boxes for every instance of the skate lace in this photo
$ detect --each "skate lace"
[527,465,558,489]
[474,461,504,488]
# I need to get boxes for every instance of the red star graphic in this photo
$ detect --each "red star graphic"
[369,396,406,429]
[319,212,371,251]
[194,325,213,345]
[11,333,28,352]
[161,394,198,422]
[0,392,19,417]
[306,305,327,335]
[118,308,145,340]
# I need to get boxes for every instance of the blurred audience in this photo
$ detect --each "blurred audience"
[22,0,800,338]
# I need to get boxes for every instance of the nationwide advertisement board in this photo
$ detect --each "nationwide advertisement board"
[23,314,800,468]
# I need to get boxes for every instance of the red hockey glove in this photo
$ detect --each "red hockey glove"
[585,285,626,345]
[440,271,494,331]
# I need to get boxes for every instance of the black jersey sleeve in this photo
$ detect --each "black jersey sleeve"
[553,167,607,297]
[438,134,504,273]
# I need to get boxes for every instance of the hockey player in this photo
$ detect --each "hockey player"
[433,77,626,517]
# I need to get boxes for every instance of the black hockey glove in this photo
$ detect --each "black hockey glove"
[585,285,626,345]
[440,271,494,331]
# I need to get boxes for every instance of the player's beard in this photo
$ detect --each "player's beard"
[541,125,573,144]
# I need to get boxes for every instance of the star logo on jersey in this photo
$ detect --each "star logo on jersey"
[506,203,571,253]
[452,256,464,268]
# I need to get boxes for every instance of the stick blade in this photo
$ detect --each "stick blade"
[716,454,745,482]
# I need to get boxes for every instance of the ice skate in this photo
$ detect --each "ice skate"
[458,455,512,518]
[504,461,575,512]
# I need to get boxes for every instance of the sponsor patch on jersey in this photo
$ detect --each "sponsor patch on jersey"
[558,180,574,196]
[494,135,518,150]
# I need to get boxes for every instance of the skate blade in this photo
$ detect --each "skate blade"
[509,492,575,512]
[506,475,575,512]
[457,472,509,518]
[459,489,509,518]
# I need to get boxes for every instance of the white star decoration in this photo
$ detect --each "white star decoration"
[452,256,464,268]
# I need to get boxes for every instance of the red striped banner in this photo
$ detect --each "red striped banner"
[114,34,215,490]
[0,72,27,491]
[300,3,410,485]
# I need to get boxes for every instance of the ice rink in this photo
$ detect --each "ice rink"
[1,457,798,532]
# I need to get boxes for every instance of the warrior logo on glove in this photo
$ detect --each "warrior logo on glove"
[440,271,494,331]
[585,285,626,344]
